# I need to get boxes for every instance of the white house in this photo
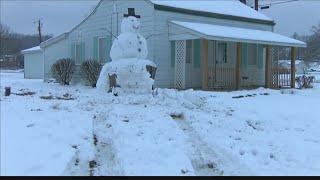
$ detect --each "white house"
[23,0,306,90]
[21,46,43,79]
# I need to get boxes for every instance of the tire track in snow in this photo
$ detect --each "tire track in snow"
[93,110,125,176]
[174,117,253,176]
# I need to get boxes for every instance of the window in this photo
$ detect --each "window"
[75,43,82,65]
[186,40,193,64]
[217,42,227,64]
[248,44,257,65]
[98,38,107,63]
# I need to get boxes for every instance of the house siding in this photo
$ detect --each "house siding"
[43,38,68,81]
[24,51,43,79]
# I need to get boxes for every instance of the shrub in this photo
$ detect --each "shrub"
[81,60,102,87]
[51,58,75,85]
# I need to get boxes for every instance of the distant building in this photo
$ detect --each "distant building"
[278,60,307,74]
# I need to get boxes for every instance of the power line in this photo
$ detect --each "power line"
[259,0,299,7]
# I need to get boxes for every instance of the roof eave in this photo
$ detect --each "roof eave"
[40,33,68,48]
[169,21,306,48]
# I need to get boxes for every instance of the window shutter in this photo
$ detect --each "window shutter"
[81,42,85,63]
[193,39,201,68]
[241,43,248,68]
[258,45,264,69]
[106,35,112,62]
[71,43,75,61]
[171,41,175,67]
[93,37,98,61]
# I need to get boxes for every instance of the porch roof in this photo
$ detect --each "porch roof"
[169,21,306,48]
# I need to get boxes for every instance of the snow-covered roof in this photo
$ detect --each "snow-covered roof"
[151,0,273,23]
[21,46,42,54]
[170,21,306,47]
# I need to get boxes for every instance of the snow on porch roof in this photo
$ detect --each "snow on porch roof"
[169,21,306,48]
[151,0,273,23]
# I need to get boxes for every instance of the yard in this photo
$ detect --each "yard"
[1,71,320,176]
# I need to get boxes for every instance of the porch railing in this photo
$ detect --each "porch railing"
[271,68,292,88]
[208,67,236,90]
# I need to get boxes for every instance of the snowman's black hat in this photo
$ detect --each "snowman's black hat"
[124,8,141,18]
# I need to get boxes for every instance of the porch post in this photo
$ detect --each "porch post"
[291,47,296,88]
[236,42,242,90]
[202,39,209,90]
[265,45,271,88]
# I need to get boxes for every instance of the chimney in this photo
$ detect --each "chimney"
[240,0,247,4]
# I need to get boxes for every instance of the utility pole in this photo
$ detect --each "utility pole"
[35,19,42,44]
[240,0,246,5]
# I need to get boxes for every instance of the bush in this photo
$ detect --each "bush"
[51,58,75,85]
[81,60,102,87]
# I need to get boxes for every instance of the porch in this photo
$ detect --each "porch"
[169,21,306,91]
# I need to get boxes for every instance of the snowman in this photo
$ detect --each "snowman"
[96,8,157,95]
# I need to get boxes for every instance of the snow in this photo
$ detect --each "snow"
[308,61,320,72]
[151,0,273,21]
[1,72,94,176]
[96,59,156,94]
[278,60,304,65]
[170,21,306,47]
[1,71,320,176]
[21,46,41,54]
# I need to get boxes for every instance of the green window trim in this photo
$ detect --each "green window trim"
[81,42,85,63]
[171,41,175,67]
[72,42,85,65]
[193,39,201,68]
[105,35,112,62]
[241,43,248,69]
[93,36,112,63]
[93,37,99,61]
[71,43,76,61]
[258,44,264,69]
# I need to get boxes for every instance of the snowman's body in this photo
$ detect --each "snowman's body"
[110,33,148,60]
[96,16,156,94]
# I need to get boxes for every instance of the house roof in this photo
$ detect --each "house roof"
[42,0,277,48]
[21,46,42,54]
[169,21,306,47]
[151,0,275,25]
[40,33,68,48]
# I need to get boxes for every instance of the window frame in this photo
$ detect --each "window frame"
[98,37,107,64]
[74,42,82,65]
[217,41,228,64]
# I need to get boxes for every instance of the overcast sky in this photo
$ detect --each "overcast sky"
[1,0,320,37]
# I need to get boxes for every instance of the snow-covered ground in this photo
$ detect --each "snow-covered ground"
[1,71,320,176]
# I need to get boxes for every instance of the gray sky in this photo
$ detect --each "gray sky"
[1,0,320,37]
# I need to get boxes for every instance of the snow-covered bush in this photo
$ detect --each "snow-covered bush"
[51,58,75,85]
[295,75,315,89]
[81,60,102,88]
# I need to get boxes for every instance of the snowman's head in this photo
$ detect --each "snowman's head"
[121,16,141,33]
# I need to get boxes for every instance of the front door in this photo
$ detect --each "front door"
[208,41,235,90]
